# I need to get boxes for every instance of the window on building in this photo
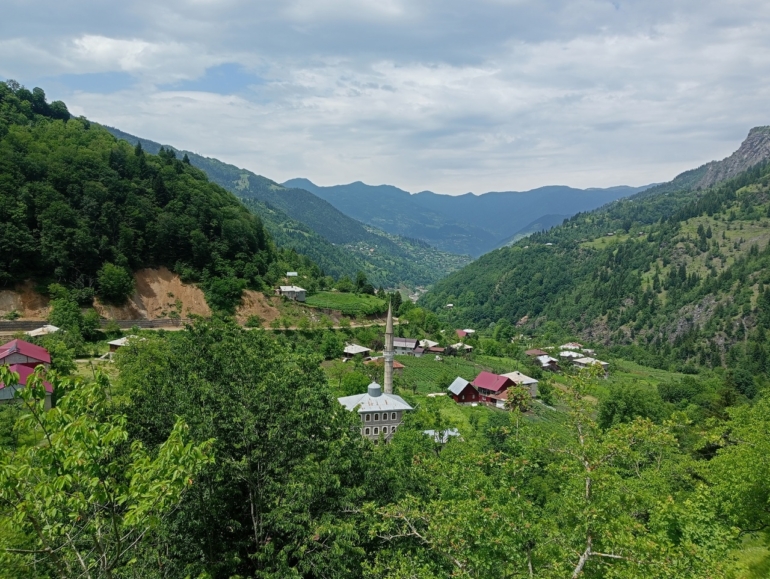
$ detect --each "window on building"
[382,426,388,434]
[461,394,465,400]
[365,428,370,435]
[391,412,396,420]
[374,427,379,435]
[365,414,371,421]
[374,413,379,421]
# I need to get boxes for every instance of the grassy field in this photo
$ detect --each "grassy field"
[305,292,387,316]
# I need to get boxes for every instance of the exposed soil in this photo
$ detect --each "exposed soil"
[95,267,213,320]
[235,291,280,325]
[0,281,50,320]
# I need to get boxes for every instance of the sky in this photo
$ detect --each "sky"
[2,0,770,195]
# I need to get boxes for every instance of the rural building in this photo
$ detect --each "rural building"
[0,339,51,370]
[573,357,609,375]
[536,355,560,372]
[501,371,539,397]
[286,272,298,277]
[525,348,548,357]
[472,371,514,406]
[25,325,60,337]
[276,285,306,302]
[560,342,583,350]
[364,357,405,372]
[337,381,413,442]
[559,350,582,359]
[343,343,371,358]
[419,339,439,349]
[0,340,53,410]
[447,377,479,404]
[393,337,419,356]
[108,336,143,352]
[450,342,474,354]
[445,303,454,309]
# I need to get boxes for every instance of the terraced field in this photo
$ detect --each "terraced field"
[305,292,387,316]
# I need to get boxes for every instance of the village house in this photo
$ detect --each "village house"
[536,354,560,372]
[364,357,405,373]
[0,339,51,370]
[419,339,439,349]
[393,337,419,356]
[275,285,306,302]
[0,339,52,410]
[472,371,515,407]
[525,348,548,357]
[450,342,474,354]
[573,357,609,375]
[559,350,582,360]
[501,371,539,397]
[286,272,298,277]
[560,342,583,350]
[343,343,371,359]
[447,377,479,404]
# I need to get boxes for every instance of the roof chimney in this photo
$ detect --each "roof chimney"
[368,382,383,397]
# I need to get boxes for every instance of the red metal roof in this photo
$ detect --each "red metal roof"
[456,329,467,338]
[1,364,53,393]
[0,339,51,364]
[471,371,513,392]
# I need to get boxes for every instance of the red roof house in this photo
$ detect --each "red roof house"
[0,364,53,410]
[525,349,548,357]
[471,371,514,405]
[456,329,468,339]
[0,339,51,369]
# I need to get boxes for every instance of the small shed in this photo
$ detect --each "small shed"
[447,377,479,404]
[344,343,371,359]
[108,335,143,352]
[286,272,298,277]
[25,325,60,337]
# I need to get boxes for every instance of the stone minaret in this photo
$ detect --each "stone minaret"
[384,302,394,394]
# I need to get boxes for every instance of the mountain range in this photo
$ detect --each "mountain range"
[420,125,770,375]
[284,178,652,256]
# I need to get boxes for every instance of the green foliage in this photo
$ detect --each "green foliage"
[116,321,370,578]
[306,291,387,316]
[0,366,212,578]
[0,81,273,309]
[96,262,134,304]
[203,275,246,314]
[597,383,666,429]
[321,330,343,359]
[341,371,371,396]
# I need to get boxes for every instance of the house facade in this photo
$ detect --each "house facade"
[337,382,413,442]
[276,285,306,302]
[0,339,51,370]
[447,377,479,404]
[393,337,419,356]
[501,371,539,398]
[471,371,514,406]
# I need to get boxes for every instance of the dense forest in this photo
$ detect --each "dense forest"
[0,80,344,311]
[2,319,768,578]
[422,158,770,382]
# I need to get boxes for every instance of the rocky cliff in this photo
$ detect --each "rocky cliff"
[697,126,770,188]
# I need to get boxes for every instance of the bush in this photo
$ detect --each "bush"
[97,263,135,305]
[538,381,555,406]
[245,315,263,328]
[598,384,665,429]
[204,277,246,314]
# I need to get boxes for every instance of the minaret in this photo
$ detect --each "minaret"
[384,301,394,394]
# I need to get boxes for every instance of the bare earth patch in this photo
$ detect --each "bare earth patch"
[0,281,50,319]
[235,291,280,325]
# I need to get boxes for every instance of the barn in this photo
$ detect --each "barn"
[447,377,479,404]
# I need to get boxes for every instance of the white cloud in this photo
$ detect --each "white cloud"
[3,0,770,193]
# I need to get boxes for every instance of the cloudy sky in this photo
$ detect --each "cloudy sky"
[2,0,769,194]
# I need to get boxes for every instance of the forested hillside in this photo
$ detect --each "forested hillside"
[105,127,471,287]
[423,136,770,381]
[0,81,311,310]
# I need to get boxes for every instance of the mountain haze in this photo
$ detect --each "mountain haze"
[284,178,652,256]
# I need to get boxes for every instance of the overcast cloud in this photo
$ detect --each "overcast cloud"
[2,0,769,194]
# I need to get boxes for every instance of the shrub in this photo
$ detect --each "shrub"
[97,263,135,305]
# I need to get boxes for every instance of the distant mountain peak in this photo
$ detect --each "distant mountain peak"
[696,126,770,189]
